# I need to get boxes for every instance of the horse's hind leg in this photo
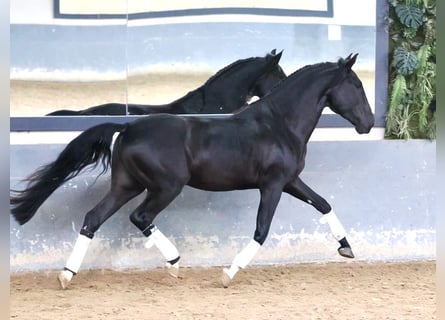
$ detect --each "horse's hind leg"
[129,183,184,277]
[58,186,143,289]
[284,177,354,258]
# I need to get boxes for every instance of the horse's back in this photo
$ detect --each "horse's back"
[79,103,127,115]
[46,110,80,116]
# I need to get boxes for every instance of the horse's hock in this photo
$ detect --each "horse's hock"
[10,140,435,272]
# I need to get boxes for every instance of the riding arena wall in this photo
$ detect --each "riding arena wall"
[10,140,435,272]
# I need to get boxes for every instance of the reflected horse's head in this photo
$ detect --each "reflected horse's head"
[326,54,374,134]
[248,49,287,100]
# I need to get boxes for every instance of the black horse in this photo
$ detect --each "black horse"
[11,54,374,289]
[46,50,286,116]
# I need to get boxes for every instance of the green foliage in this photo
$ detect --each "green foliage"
[386,0,436,139]
[389,74,407,112]
[392,46,418,75]
[395,4,424,29]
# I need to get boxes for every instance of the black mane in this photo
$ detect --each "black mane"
[203,57,258,86]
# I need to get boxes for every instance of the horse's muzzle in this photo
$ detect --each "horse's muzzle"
[355,117,374,134]
[356,125,372,134]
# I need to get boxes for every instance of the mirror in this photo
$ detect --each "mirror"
[10,1,376,122]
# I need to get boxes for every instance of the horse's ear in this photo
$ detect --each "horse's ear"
[273,50,283,61]
[266,49,283,65]
[345,53,358,70]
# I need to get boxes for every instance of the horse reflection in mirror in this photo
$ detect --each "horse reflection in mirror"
[46,50,286,116]
[11,54,374,289]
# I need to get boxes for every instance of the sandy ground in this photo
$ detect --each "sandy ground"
[10,73,212,116]
[10,71,374,116]
[10,261,435,320]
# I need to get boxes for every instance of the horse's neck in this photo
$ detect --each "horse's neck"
[271,70,335,143]
[212,61,265,90]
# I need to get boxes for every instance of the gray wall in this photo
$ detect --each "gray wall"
[10,140,436,272]
[11,23,376,76]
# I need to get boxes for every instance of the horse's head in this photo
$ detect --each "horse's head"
[325,54,374,134]
[248,49,287,100]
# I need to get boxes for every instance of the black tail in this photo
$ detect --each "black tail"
[10,122,127,225]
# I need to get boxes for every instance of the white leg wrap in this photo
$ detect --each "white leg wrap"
[65,234,92,274]
[233,240,261,268]
[144,226,179,262]
[223,240,261,280]
[319,210,347,241]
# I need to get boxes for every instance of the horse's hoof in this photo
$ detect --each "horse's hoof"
[338,246,355,259]
[221,268,232,288]
[166,261,179,278]
[58,270,72,289]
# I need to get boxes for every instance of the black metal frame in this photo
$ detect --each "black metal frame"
[54,0,334,20]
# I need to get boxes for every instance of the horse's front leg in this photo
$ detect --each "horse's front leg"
[222,185,282,287]
[284,177,354,259]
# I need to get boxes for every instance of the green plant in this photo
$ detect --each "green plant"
[386,0,436,139]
